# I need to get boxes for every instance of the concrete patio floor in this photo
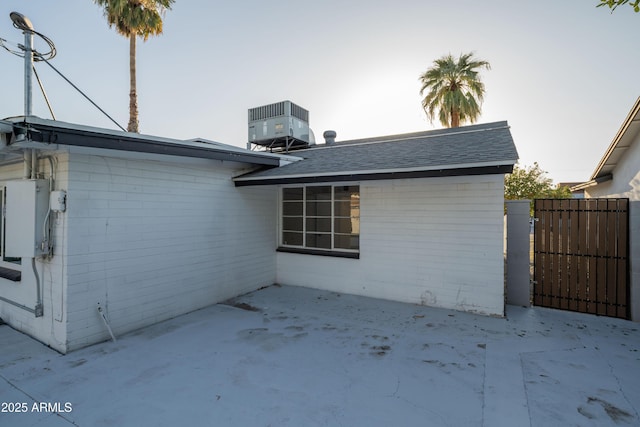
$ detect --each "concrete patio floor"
[1,284,639,426]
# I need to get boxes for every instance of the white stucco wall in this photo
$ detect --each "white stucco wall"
[276,174,506,316]
[0,154,69,352]
[61,153,277,351]
[585,132,640,201]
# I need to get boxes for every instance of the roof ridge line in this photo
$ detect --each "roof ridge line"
[306,123,510,151]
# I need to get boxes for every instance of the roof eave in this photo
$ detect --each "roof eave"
[234,162,515,187]
[570,174,613,191]
[4,116,281,167]
[591,97,640,180]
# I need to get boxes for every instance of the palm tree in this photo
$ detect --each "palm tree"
[94,0,174,133]
[419,52,490,128]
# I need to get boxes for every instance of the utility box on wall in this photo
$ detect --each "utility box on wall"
[5,179,50,258]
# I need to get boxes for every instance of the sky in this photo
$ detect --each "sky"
[0,0,638,184]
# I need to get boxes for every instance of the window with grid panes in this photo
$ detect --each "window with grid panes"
[281,185,359,253]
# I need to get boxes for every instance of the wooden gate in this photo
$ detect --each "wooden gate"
[533,198,629,319]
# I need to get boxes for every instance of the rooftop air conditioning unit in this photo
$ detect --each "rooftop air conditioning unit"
[248,100,313,151]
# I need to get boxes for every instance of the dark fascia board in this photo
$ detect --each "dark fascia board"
[7,117,280,167]
[591,96,640,180]
[234,164,514,187]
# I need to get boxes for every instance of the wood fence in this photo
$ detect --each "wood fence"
[533,198,629,319]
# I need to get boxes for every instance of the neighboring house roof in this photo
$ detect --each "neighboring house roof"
[234,121,518,186]
[0,116,284,167]
[572,96,640,191]
[558,182,583,188]
[556,182,585,199]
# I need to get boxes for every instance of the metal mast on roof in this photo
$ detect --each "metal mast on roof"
[9,12,35,116]
[2,12,126,131]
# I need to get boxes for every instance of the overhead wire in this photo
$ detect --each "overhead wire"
[10,13,56,61]
[1,16,126,132]
[38,57,126,132]
[0,36,23,56]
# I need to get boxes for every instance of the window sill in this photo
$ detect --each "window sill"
[277,246,359,259]
[0,267,21,282]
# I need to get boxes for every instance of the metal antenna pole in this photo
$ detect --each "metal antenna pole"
[10,12,37,179]
[22,21,34,116]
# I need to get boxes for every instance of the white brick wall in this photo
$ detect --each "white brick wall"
[62,153,276,351]
[2,151,508,351]
[0,154,69,352]
[276,175,506,316]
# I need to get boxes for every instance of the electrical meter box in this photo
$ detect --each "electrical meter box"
[5,179,50,258]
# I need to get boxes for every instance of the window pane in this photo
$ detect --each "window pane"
[283,187,303,201]
[334,217,359,234]
[306,201,331,216]
[283,201,303,216]
[334,185,359,200]
[0,189,20,264]
[351,217,360,234]
[283,217,303,231]
[280,185,360,253]
[306,233,331,249]
[334,201,354,217]
[335,234,359,250]
[306,217,331,232]
[282,232,303,246]
[306,186,331,201]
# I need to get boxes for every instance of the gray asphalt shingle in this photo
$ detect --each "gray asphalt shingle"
[237,121,518,182]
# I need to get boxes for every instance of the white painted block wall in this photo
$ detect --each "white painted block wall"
[63,153,277,351]
[276,175,506,316]
[0,154,69,352]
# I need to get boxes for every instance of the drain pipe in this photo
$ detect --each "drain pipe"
[97,303,117,342]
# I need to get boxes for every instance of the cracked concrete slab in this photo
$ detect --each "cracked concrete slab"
[0,285,638,426]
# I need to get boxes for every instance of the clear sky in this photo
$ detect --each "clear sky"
[0,0,638,184]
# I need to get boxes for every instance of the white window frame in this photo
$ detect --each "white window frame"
[280,184,360,254]
[0,185,22,271]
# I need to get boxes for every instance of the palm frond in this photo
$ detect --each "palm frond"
[94,0,174,39]
[418,52,490,128]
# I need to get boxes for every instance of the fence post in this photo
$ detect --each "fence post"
[506,200,531,307]
[631,201,640,322]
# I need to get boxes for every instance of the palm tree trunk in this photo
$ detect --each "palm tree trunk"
[451,109,460,128]
[128,33,139,133]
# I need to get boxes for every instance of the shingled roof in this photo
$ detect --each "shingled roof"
[234,121,518,186]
